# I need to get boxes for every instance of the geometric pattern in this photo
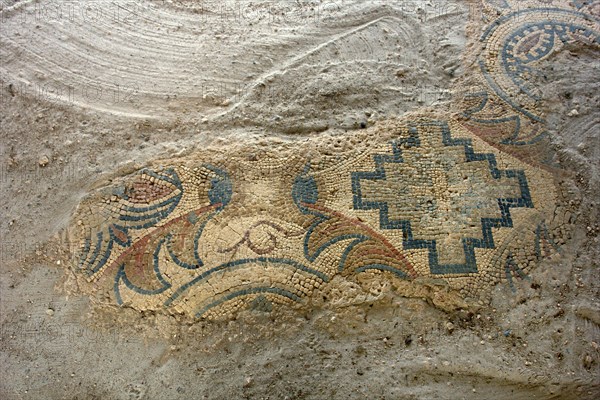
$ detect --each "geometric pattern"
[352,121,533,274]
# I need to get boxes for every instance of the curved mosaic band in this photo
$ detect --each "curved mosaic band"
[458,1,599,150]
[479,7,599,122]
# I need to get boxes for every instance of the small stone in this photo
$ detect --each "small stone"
[243,377,254,388]
[567,109,579,117]
[46,308,55,316]
[396,68,409,77]
[445,322,454,333]
[38,155,50,167]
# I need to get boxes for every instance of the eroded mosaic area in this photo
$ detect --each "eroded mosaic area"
[68,0,597,320]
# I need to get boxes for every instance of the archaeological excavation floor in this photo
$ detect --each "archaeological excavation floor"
[1,1,599,399]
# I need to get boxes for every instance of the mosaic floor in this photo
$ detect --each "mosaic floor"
[70,0,598,320]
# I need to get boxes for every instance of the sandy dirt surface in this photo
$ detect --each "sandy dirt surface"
[1,0,599,399]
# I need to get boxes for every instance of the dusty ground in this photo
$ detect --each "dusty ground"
[1,0,599,399]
